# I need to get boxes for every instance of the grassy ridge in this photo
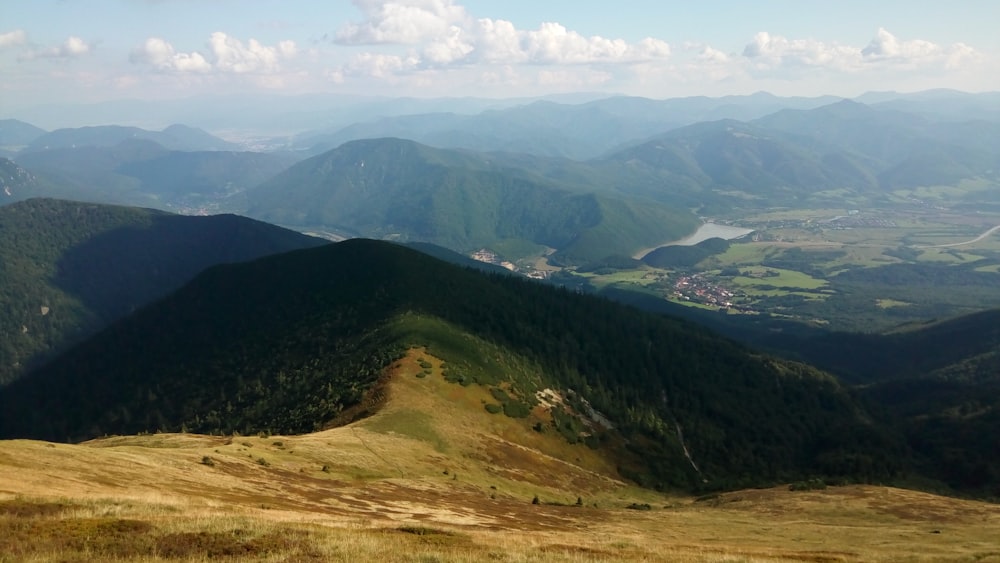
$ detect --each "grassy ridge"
[1,239,903,492]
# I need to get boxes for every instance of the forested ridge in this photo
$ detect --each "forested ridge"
[1,239,904,492]
[0,198,325,385]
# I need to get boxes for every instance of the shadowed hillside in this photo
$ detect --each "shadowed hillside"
[0,198,326,385]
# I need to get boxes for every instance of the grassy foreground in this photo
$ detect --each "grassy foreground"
[1,349,998,562]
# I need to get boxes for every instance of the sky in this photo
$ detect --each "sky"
[2,0,999,112]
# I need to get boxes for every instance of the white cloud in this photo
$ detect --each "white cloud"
[742,31,859,70]
[19,36,94,61]
[463,18,671,65]
[945,42,981,70]
[336,0,468,44]
[861,27,939,61]
[742,28,984,74]
[0,29,28,49]
[697,46,730,64]
[332,1,673,79]
[130,37,211,72]
[209,32,282,73]
[343,51,420,77]
[473,18,523,63]
[130,33,296,74]
[421,25,473,65]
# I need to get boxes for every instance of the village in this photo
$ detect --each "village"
[469,248,551,280]
[669,273,756,313]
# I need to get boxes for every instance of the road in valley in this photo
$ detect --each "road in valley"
[917,224,1000,248]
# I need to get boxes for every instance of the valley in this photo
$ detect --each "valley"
[537,204,1000,333]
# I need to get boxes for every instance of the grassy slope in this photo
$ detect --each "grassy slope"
[1,349,998,562]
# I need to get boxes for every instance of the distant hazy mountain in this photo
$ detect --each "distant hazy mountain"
[24,124,238,153]
[6,93,581,136]
[297,92,843,159]
[246,137,699,263]
[0,119,46,147]
[754,100,1000,189]
[856,89,1000,123]
[595,99,1000,208]
[14,139,297,211]
[0,198,326,385]
[599,118,877,208]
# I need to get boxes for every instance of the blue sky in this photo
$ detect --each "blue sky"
[2,0,998,110]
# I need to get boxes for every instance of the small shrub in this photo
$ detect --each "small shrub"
[789,478,828,491]
[415,371,427,378]
[395,526,466,547]
[200,456,215,467]
[502,400,531,418]
[626,503,652,511]
[321,465,330,473]
[490,388,511,403]
[256,457,270,467]
[531,495,540,505]
[484,403,502,414]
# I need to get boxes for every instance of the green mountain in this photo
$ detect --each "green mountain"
[246,137,698,264]
[597,100,1000,210]
[795,309,1000,497]
[0,198,326,385]
[600,119,880,208]
[598,286,1000,497]
[753,100,1000,189]
[0,238,903,492]
[24,124,237,153]
[14,140,296,211]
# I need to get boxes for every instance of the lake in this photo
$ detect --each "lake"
[635,223,754,259]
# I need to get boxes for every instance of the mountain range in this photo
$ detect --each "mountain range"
[22,123,237,153]
[0,195,997,497]
[0,236,904,492]
[11,139,298,211]
[1,89,998,498]
[245,137,699,264]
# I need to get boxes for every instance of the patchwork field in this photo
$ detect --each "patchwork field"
[2,349,999,562]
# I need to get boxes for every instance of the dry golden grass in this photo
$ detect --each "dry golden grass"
[1,349,998,562]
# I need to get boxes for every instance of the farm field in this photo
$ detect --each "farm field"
[566,206,1000,331]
